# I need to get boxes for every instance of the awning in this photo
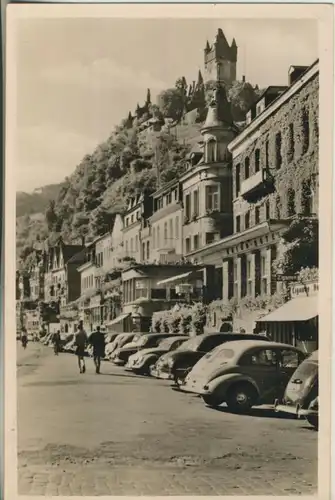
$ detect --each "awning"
[107,313,130,326]
[157,271,194,286]
[257,296,318,323]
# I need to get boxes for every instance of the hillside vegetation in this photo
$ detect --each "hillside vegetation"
[16,78,262,266]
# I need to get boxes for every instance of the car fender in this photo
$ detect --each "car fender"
[207,373,260,397]
[137,353,157,367]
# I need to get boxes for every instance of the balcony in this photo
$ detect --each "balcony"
[240,169,274,202]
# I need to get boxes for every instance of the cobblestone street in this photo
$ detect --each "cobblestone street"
[17,344,318,496]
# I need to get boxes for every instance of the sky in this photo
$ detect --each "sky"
[15,17,318,192]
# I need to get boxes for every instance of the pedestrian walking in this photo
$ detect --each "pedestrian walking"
[75,321,88,374]
[88,325,106,374]
[52,330,61,355]
[21,328,28,349]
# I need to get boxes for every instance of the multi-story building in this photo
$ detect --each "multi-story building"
[122,192,153,263]
[186,59,319,334]
[77,215,125,332]
[148,180,183,264]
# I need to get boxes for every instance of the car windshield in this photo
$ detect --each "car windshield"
[176,337,200,352]
[158,337,177,350]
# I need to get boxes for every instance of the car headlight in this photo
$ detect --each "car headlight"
[167,358,175,368]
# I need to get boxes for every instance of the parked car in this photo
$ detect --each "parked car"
[274,350,318,429]
[180,340,306,413]
[112,333,176,366]
[125,335,189,375]
[150,332,270,384]
[106,333,136,359]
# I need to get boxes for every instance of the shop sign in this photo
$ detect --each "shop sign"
[275,274,299,282]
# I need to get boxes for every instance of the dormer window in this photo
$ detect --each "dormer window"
[206,139,217,163]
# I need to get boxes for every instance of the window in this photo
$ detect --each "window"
[236,215,241,233]
[169,219,174,239]
[125,241,129,255]
[135,235,139,252]
[146,241,150,260]
[261,255,266,276]
[288,123,295,160]
[275,194,281,219]
[194,234,199,250]
[247,260,252,295]
[136,211,140,220]
[265,140,269,169]
[185,238,191,253]
[301,179,313,216]
[175,216,179,239]
[164,222,168,244]
[255,149,260,173]
[278,349,300,368]
[261,278,267,294]
[166,193,172,205]
[185,194,191,219]
[131,214,134,224]
[241,349,277,367]
[245,211,250,230]
[193,190,199,217]
[235,164,241,197]
[157,226,161,248]
[255,206,260,225]
[287,188,296,217]
[275,132,282,169]
[206,232,215,244]
[302,107,310,154]
[244,157,250,179]
[205,185,219,211]
[207,139,217,163]
[265,200,270,220]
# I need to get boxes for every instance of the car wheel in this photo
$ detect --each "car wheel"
[306,415,318,430]
[202,394,224,407]
[226,383,257,414]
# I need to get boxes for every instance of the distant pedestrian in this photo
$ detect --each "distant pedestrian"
[75,321,88,374]
[88,326,105,374]
[52,330,61,355]
[21,328,28,349]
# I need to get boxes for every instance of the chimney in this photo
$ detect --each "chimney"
[242,75,246,83]
[288,65,308,86]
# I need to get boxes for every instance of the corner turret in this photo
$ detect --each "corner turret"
[204,28,238,85]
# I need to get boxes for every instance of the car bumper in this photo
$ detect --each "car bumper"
[113,358,126,366]
[150,366,173,379]
[274,400,318,418]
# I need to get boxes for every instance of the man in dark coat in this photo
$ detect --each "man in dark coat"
[88,326,106,374]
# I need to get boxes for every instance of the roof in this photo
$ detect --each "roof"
[217,339,300,352]
[257,296,318,323]
[67,248,86,265]
[62,245,85,263]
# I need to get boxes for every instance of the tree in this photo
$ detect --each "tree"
[45,200,58,230]
[157,88,185,121]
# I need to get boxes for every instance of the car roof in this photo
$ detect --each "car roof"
[219,339,302,352]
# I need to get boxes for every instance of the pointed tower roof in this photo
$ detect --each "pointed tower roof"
[216,28,229,47]
[202,84,233,132]
[205,40,211,52]
[197,70,203,85]
[231,37,237,47]
[146,88,151,104]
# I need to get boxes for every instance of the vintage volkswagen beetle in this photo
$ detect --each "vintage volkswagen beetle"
[126,335,188,375]
[274,350,318,429]
[150,332,269,384]
[180,340,306,413]
[112,333,175,366]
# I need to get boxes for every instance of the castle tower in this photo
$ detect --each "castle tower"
[201,84,235,164]
[204,29,237,86]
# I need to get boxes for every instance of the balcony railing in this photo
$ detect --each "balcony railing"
[240,169,274,202]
